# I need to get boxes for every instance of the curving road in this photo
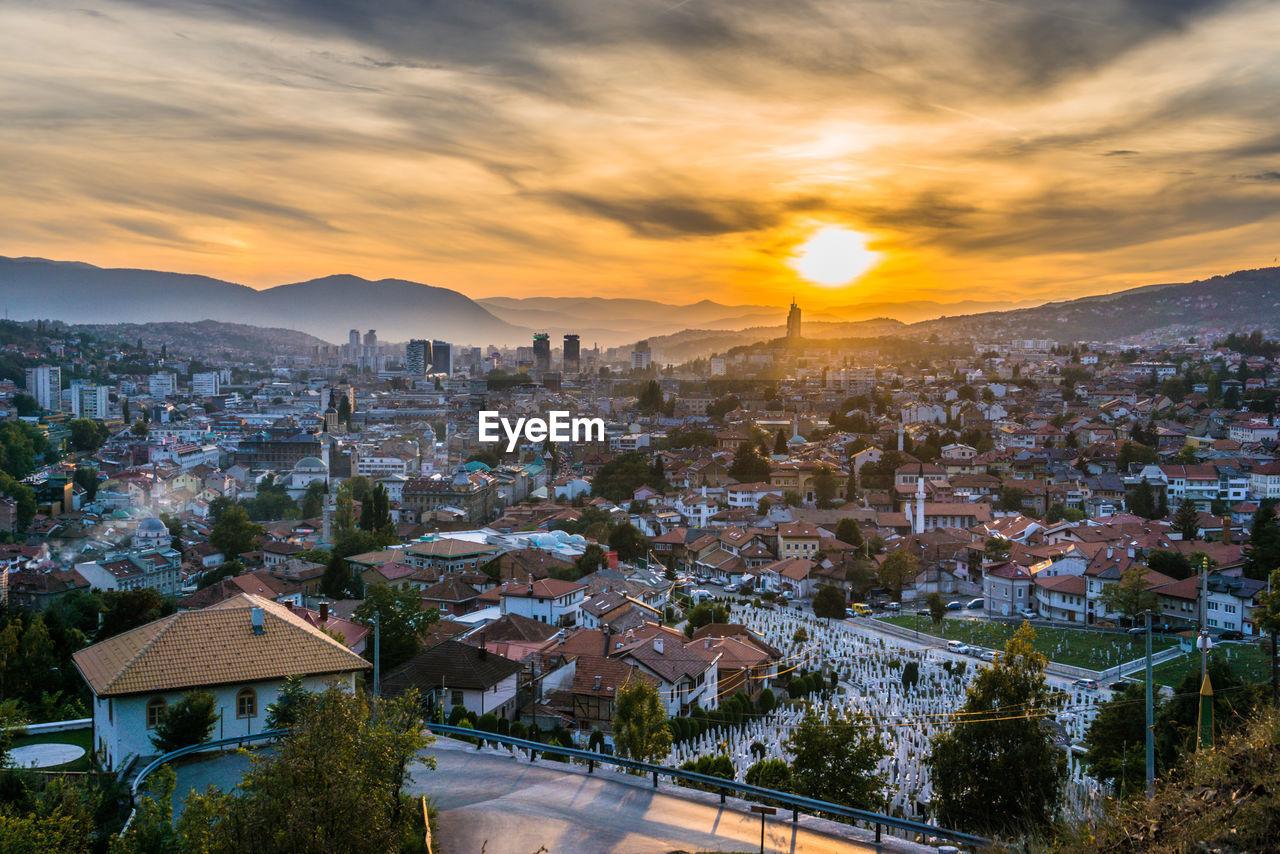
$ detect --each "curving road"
[407,739,926,854]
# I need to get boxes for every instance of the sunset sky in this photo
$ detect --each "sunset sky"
[4,0,1280,309]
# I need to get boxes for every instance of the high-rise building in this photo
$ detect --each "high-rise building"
[24,365,62,412]
[431,340,452,376]
[349,329,360,350]
[406,339,432,376]
[533,333,551,373]
[149,372,177,399]
[563,334,581,373]
[787,299,802,340]
[72,384,110,419]
[192,372,220,397]
[631,340,652,371]
[364,329,377,348]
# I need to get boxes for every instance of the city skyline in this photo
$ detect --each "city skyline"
[4,0,1280,308]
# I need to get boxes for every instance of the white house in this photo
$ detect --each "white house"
[498,578,586,626]
[381,639,522,719]
[71,594,370,771]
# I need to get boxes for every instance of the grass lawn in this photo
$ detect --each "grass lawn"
[879,614,1179,672]
[1143,641,1274,689]
[7,725,94,771]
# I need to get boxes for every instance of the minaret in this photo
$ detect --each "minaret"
[915,478,926,535]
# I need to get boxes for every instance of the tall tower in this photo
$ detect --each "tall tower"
[563,334,581,374]
[787,298,802,340]
[533,333,551,373]
[431,340,452,376]
[406,339,431,376]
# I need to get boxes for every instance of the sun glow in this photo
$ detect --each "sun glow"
[789,227,879,286]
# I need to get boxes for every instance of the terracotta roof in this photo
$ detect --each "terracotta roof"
[72,594,370,698]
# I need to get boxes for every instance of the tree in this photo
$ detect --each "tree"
[1083,682,1151,797]
[99,588,170,639]
[1117,441,1158,470]
[171,686,431,854]
[927,624,1067,837]
[812,465,838,508]
[984,536,1012,561]
[321,551,353,599]
[683,602,729,638]
[11,392,39,417]
[784,709,887,810]
[353,583,439,673]
[607,522,648,563]
[997,486,1026,512]
[300,480,325,518]
[1242,500,1280,581]
[336,394,352,427]
[150,689,219,752]
[209,504,263,561]
[574,543,607,575]
[592,452,663,502]
[1100,563,1160,623]
[745,758,793,792]
[637,379,664,413]
[835,518,864,550]
[812,584,846,621]
[71,467,99,502]
[926,592,946,627]
[1172,499,1200,541]
[66,418,108,454]
[264,674,314,729]
[773,428,787,455]
[1252,568,1280,707]
[877,550,918,599]
[1127,478,1158,519]
[130,419,149,437]
[1154,658,1247,768]
[728,442,771,483]
[612,678,672,763]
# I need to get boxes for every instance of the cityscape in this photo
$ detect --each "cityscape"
[3,1,1280,854]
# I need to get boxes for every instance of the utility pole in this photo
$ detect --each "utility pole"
[1152,612,1162,798]
[373,611,382,697]
[1200,554,1210,683]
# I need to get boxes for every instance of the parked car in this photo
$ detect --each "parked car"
[945,600,964,611]
[1127,626,1146,636]
[724,583,740,593]
[946,640,969,653]
[1018,608,1037,620]
[883,602,902,612]
[1108,681,1128,691]
[980,650,997,662]
[849,603,872,617]
[966,598,984,610]
[1219,630,1244,641]
[1073,679,1099,691]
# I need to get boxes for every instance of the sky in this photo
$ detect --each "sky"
[3,0,1280,309]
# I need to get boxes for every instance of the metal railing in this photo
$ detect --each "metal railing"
[424,722,993,850]
[123,728,287,832]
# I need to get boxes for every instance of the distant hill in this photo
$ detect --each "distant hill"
[0,258,526,346]
[643,318,908,363]
[71,320,328,360]
[913,267,1280,343]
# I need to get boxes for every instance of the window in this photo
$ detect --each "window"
[146,697,167,729]
[236,688,257,719]
[451,690,463,707]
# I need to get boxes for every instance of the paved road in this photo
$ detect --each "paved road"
[169,739,926,853]
[409,740,913,854]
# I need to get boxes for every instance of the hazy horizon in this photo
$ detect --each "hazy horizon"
[4,1,1280,309]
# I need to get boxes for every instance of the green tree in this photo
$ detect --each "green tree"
[728,442,771,483]
[1082,682,1151,797]
[812,584,846,621]
[773,428,787,455]
[1154,658,1247,768]
[877,550,918,599]
[150,690,219,753]
[300,481,325,518]
[812,465,838,508]
[336,394,352,428]
[1147,549,1194,580]
[130,420,149,438]
[745,758,793,792]
[835,518,864,550]
[607,522,648,563]
[683,602,729,638]
[1127,479,1158,519]
[1100,564,1160,623]
[612,678,672,763]
[591,452,663,503]
[1252,568,1280,707]
[171,686,431,854]
[66,418,108,454]
[574,543,607,576]
[784,709,887,810]
[1242,500,1280,581]
[11,392,39,417]
[997,486,1026,512]
[264,675,314,730]
[926,591,946,627]
[353,584,439,673]
[927,624,1067,837]
[209,504,263,561]
[984,536,1012,561]
[1172,499,1200,541]
[99,588,170,639]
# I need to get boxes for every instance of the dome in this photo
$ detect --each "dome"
[293,456,327,471]
[137,517,167,533]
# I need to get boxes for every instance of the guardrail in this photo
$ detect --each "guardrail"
[123,728,287,833]
[3,717,92,736]
[424,722,994,850]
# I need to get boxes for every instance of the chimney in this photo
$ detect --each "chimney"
[250,607,264,635]
[1106,547,1112,559]
[654,637,664,654]
[320,601,329,622]
[704,637,711,649]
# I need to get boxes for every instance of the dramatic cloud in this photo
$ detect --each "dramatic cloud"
[1,0,1278,309]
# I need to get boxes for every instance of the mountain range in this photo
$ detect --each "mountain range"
[2,255,1277,351]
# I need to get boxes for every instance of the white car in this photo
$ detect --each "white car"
[979,650,997,662]
[946,640,969,654]
[724,583,740,593]
[1019,609,1037,620]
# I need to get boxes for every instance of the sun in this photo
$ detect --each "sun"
[788,227,879,286]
